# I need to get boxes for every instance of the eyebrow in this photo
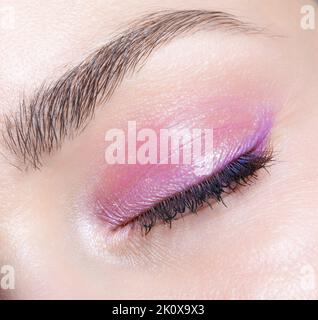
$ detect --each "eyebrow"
[1,9,264,170]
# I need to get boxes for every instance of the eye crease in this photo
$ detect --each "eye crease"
[114,147,274,235]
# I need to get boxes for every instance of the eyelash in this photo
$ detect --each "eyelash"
[129,147,274,235]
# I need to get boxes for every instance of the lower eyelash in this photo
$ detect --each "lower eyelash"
[132,147,274,235]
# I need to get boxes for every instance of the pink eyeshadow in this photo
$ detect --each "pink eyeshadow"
[89,94,274,227]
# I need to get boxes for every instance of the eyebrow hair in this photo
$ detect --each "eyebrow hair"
[1,9,263,170]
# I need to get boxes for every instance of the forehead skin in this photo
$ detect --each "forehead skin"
[0,0,318,299]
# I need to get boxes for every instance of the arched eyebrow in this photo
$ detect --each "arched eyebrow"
[1,9,265,170]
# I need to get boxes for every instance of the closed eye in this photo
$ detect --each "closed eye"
[119,147,274,235]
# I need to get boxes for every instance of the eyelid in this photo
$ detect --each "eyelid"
[118,147,274,234]
[91,118,273,229]
[87,75,278,234]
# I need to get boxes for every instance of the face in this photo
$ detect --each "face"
[0,0,317,299]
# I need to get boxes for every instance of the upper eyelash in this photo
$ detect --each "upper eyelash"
[128,147,274,235]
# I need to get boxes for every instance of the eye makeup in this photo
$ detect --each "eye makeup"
[89,90,275,234]
[135,147,273,234]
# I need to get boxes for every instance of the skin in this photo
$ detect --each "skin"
[0,0,318,299]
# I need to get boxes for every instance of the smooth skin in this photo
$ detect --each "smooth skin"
[0,0,317,299]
